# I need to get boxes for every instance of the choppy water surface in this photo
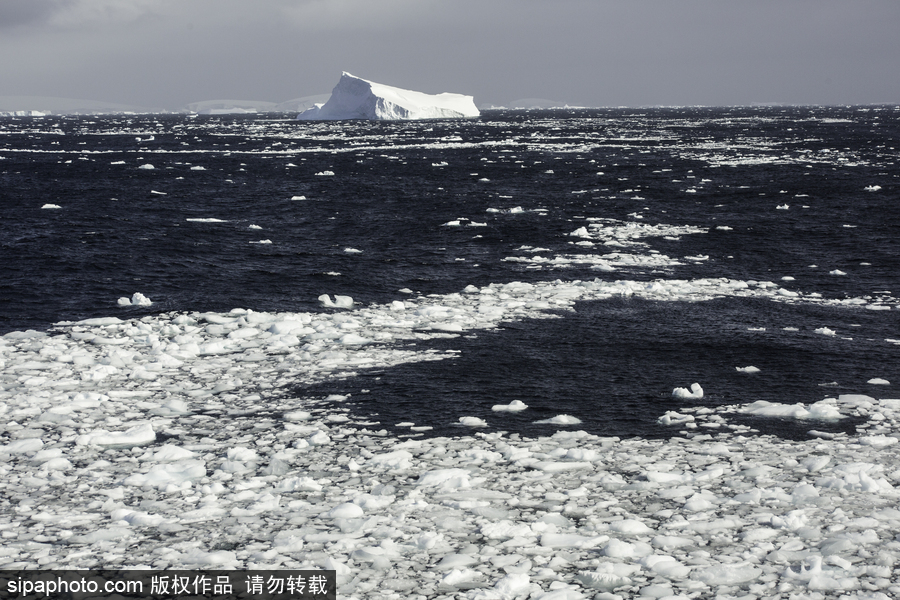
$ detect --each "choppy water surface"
[1,106,898,438]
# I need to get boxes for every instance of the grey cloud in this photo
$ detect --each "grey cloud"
[0,0,68,29]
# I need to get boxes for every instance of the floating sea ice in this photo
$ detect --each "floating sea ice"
[458,416,487,427]
[657,411,694,426]
[776,204,789,209]
[250,240,272,244]
[77,423,156,448]
[186,218,226,222]
[290,195,306,200]
[190,166,206,171]
[867,378,889,385]
[150,190,167,195]
[534,414,582,425]
[492,400,528,412]
[865,185,882,191]
[343,247,362,253]
[248,224,262,230]
[315,170,335,176]
[691,563,761,585]
[318,294,353,308]
[117,292,152,307]
[672,383,703,399]
[830,269,847,276]
[138,163,155,169]
[1,438,43,454]
[815,327,837,336]
[736,366,761,373]
[40,204,61,209]
[326,503,364,519]
[740,400,843,420]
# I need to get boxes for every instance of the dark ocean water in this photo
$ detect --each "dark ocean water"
[2,106,899,439]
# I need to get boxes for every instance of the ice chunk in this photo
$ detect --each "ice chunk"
[740,400,843,420]
[298,72,479,121]
[76,423,156,448]
[534,414,582,425]
[736,366,761,373]
[117,292,152,307]
[325,503,364,519]
[416,468,471,489]
[459,416,487,427]
[691,564,761,585]
[318,294,353,308]
[41,203,62,209]
[867,377,890,385]
[123,461,206,489]
[492,400,528,412]
[672,383,703,399]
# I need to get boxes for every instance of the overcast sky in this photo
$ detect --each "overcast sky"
[1,0,898,110]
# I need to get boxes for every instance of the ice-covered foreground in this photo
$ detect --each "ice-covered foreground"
[2,274,900,599]
[297,73,479,121]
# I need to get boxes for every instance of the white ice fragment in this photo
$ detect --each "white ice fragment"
[600,539,652,559]
[153,445,197,462]
[284,410,311,421]
[657,411,695,426]
[178,549,238,566]
[534,414,582,425]
[776,204,789,210]
[117,292,152,307]
[740,400,844,420]
[326,502,364,519]
[540,533,608,549]
[492,400,528,412]
[368,450,413,470]
[307,430,331,445]
[1,438,43,454]
[867,378,890,385]
[275,477,322,492]
[123,461,206,488]
[736,366,761,373]
[857,435,898,448]
[41,204,62,209]
[77,423,156,448]
[815,327,837,336]
[865,185,882,191]
[829,270,846,276]
[290,195,306,200]
[139,163,155,170]
[691,563,761,585]
[459,416,487,427]
[315,170,335,176]
[416,468,471,489]
[608,519,654,535]
[672,383,703,399]
[318,294,353,308]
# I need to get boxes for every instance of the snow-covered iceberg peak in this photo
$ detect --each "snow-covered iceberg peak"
[297,72,479,121]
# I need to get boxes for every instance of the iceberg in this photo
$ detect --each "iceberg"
[297,72,479,121]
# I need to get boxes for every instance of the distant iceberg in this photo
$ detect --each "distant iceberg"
[297,72,479,121]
